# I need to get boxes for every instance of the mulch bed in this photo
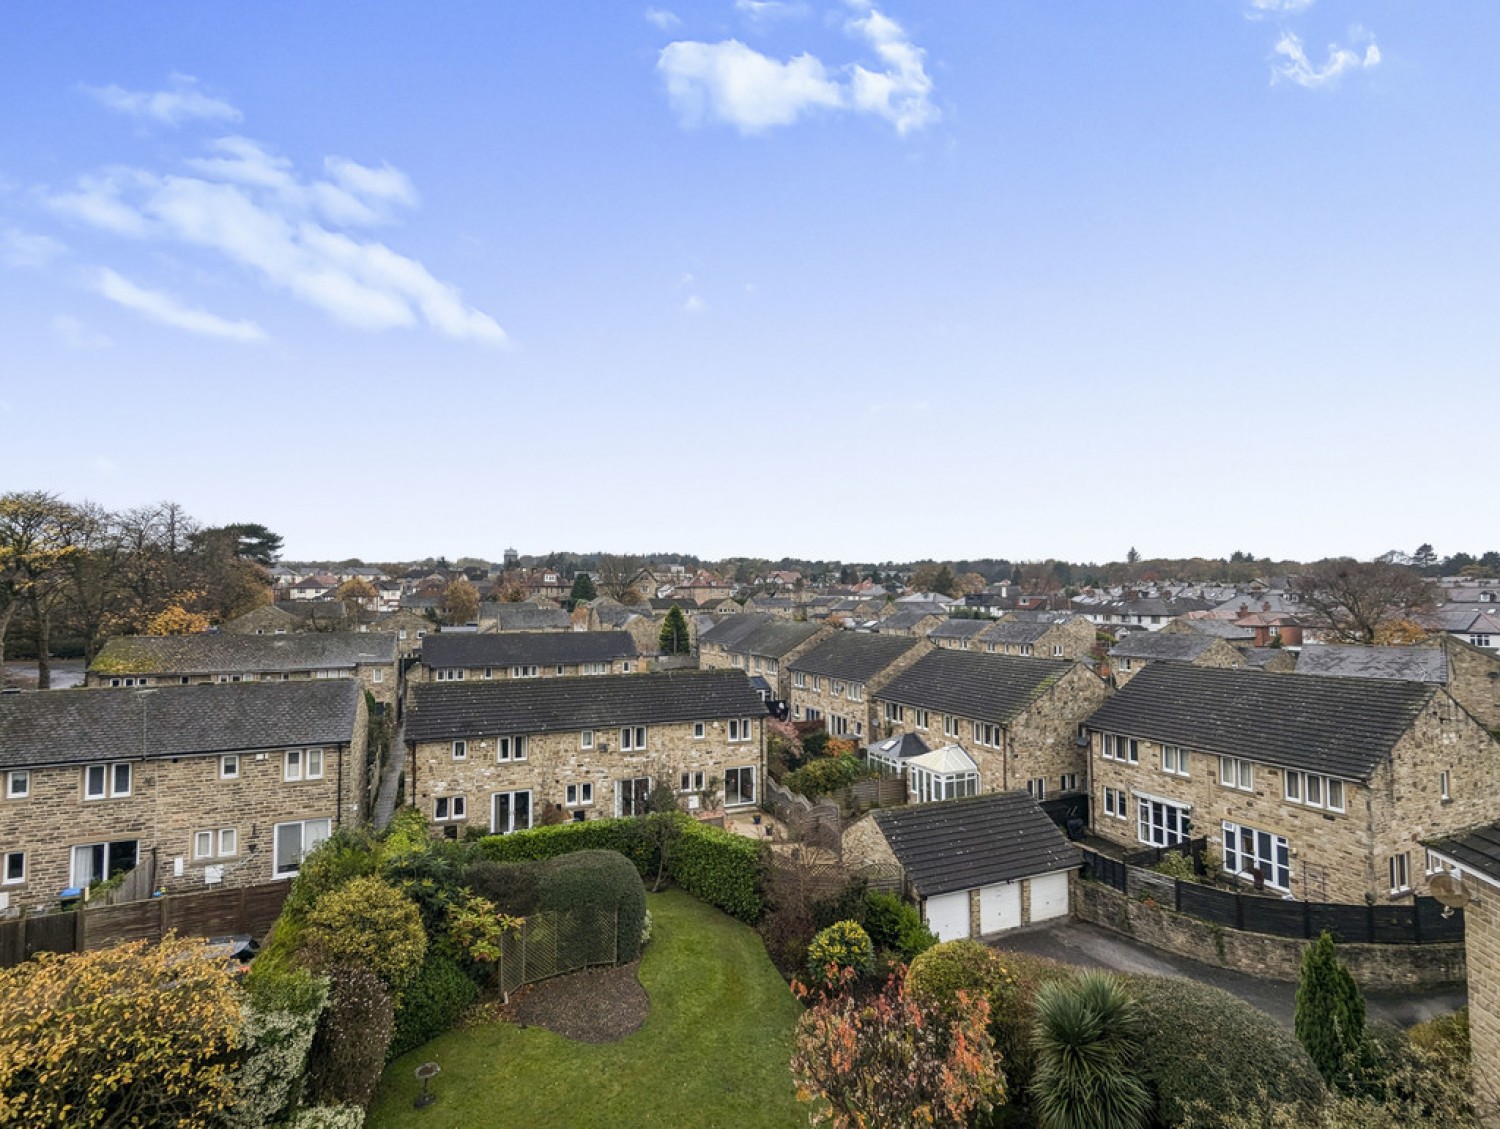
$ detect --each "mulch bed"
[495,961,649,1044]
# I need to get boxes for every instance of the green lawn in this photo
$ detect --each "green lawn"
[369,889,807,1129]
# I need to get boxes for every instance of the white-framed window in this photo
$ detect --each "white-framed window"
[512,665,539,679]
[1020,644,1034,657]
[620,726,647,752]
[497,736,528,762]
[434,795,467,822]
[1283,771,1344,812]
[492,790,533,834]
[1138,797,1189,847]
[792,671,806,689]
[1219,756,1253,791]
[6,770,29,799]
[1425,849,1446,876]
[974,722,1002,748]
[731,653,745,668]
[1469,634,1491,648]
[285,749,324,781]
[1102,786,1129,819]
[909,764,979,804]
[943,714,960,738]
[582,662,608,676]
[220,755,239,780]
[452,740,468,761]
[399,628,408,640]
[1101,734,1139,763]
[1440,770,1451,801]
[3,850,24,885]
[1059,773,1078,792]
[108,676,151,687]
[621,661,634,673]
[84,762,132,800]
[274,819,331,877]
[1053,644,1064,657]
[831,680,844,698]
[725,766,756,806]
[581,729,595,750]
[728,718,752,742]
[194,829,236,859]
[680,770,705,793]
[566,782,594,806]
[219,828,237,856]
[1222,822,1290,890]
[847,683,862,702]
[435,668,465,682]
[617,777,651,816]
[884,702,905,724]
[913,708,929,729]
[693,722,706,739]
[194,830,214,858]
[1161,745,1189,776]
[1389,851,1412,893]
[555,665,566,676]
[71,839,138,886]
[372,668,384,683]
[1027,778,1047,800]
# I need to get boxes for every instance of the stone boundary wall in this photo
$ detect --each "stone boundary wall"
[1074,878,1466,990]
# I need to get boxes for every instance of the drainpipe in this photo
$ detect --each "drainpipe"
[336,742,345,827]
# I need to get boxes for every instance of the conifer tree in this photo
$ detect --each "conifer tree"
[658,604,691,654]
[1294,930,1365,1090]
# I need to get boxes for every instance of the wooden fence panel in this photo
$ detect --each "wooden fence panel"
[1175,882,1239,928]
[1239,896,1309,939]
[1307,903,1373,944]
[24,913,77,959]
[83,901,159,950]
[0,920,24,966]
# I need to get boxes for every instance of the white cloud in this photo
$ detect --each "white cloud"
[1272,29,1380,88]
[682,294,706,313]
[735,0,809,23]
[645,7,681,30]
[84,77,241,126]
[91,267,267,342]
[2,228,67,268]
[657,1,937,135]
[49,314,112,350]
[1245,0,1315,17]
[47,136,507,345]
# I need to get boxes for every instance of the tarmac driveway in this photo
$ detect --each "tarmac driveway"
[992,920,1466,1028]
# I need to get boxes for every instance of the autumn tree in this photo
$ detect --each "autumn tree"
[0,491,81,689]
[953,571,988,596]
[442,578,481,625]
[597,554,645,605]
[334,576,378,611]
[659,604,691,654]
[146,602,214,635]
[1292,559,1436,645]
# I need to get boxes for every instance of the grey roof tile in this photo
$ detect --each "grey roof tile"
[1427,822,1500,886]
[698,614,821,657]
[422,631,637,668]
[90,632,395,675]
[1109,633,1216,662]
[787,633,925,682]
[1295,645,1448,683]
[877,649,1075,724]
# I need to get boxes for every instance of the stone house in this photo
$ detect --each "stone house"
[1424,823,1500,1121]
[478,602,572,633]
[787,635,931,741]
[977,614,1095,661]
[1108,631,1246,687]
[1084,663,1500,905]
[0,681,367,911]
[697,614,830,700]
[868,608,944,637]
[373,608,432,657]
[842,790,1079,941]
[872,649,1109,803]
[88,632,399,711]
[1294,638,1500,733]
[412,631,640,684]
[927,619,990,651]
[403,670,767,831]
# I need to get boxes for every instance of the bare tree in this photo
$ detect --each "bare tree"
[596,554,645,605]
[1291,559,1437,644]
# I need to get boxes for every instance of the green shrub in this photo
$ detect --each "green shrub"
[1152,851,1196,881]
[227,966,329,1129]
[782,753,865,799]
[533,850,648,965]
[864,892,937,960]
[281,827,380,922]
[811,878,869,933]
[462,858,542,915]
[381,804,431,860]
[802,729,830,759]
[287,1107,365,1129]
[475,818,659,875]
[1295,932,1366,1092]
[306,966,394,1110]
[1125,973,1326,1127]
[987,951,1075,1123]
[389,952,478,1060]
[806,920,875,989]
[1031,971,1152,1129]
[299,876,427,1003]
[671,818,766,922]
[1406,1007,1468,1061]
[906,940,1013,1022]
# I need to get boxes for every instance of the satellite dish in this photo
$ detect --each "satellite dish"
[1429,871,1472,911]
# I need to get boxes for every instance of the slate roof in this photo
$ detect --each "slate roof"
[1083,663,1436,781]
[873,791,1080,898]
[1427,822,1500,887]
[1109,633,1217,662]
[406,670,767,741]
[480,604,572,631]
[928,619,989,641]
[868,731,931,761]
[978,620,1051,646]
[1238,647,1289,669]
[0,681,361,770]
[786,633,925,682]
[90,632,396,675]
[698,614,822,658]
[1170,618,1256,641]
[421,631,637,668]
[876,649,1074,724]
[875,608,938,632]
[592,604,646,628]
[1295,645,1448,684]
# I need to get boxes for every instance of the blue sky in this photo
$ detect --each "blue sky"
[2,2,1495,565]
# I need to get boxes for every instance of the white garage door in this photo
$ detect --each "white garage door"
[924,893,971,942]
[1029,872,1070,922]
[979,881,1022,934]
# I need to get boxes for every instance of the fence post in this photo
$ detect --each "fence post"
[75,904,87,952]
[1234,891,1244,932]
[160,892,171,943]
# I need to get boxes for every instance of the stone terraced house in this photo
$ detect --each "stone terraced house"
[1085,663,1500,905]
[412,630,640,684]
[697,614,830,701]
[786,634,931,741]
[87,631,400,710]
[1296,637,1500,733]
[871,649,1109,804]
[1107,630,1246,687]
[976,614,1095,661]
[404,669,767,833]
[927,618,991,651]
[0,681,367,911]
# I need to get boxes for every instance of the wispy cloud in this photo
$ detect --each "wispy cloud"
[1272,29,1380,88]
[46,125,506,345]
[682,294,706,314]
[735,0,810,23]
[2,228,67,268]
[84,76,241,126]
[645,7,681,30]
[1245,0,1315,18]
[657,1,938,135]
[49,314,112,350]
[91,267,267,342]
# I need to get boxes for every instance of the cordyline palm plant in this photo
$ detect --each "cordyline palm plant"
[1030,971,1151,1129]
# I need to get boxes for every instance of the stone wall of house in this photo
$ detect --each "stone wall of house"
[409,657,635,685]
[840,814,899,870]
[408,715,764,830]
[1445,636,1500,733]
[1073,878,1466,990]
[355,660,398,711]
[0,714,365,911]
[1004,664,1110,798]
[1460,881,1500,1123]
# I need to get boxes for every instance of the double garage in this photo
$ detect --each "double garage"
[869,789,1081,942]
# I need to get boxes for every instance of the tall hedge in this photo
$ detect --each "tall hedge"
[388,952,478,1060]
[534,850,648,965]
[476,818,658,874]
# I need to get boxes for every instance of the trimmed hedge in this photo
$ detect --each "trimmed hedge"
[477,818,659,874]
[534,850,647,965]
[389,953,478,1060]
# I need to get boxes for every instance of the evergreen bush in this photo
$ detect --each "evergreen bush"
[388,952,478,1060]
